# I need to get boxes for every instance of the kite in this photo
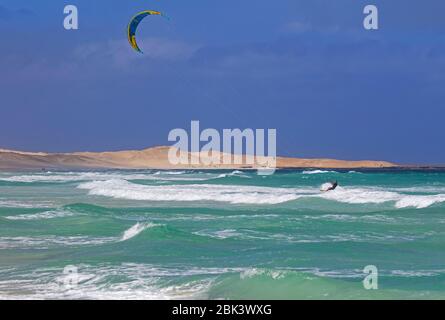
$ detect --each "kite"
[127,10,165,53]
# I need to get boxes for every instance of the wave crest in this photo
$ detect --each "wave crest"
[121,222,160,241]
[76,179,445,209]
[78,179,302,204]
[302,170,337,175]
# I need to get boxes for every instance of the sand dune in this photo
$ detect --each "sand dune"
[0,146,396,170]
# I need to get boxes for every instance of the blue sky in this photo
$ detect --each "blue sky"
[0,0,444,164]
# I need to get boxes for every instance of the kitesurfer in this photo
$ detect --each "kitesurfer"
[320,180,338,192]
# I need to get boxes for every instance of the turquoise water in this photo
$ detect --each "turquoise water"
[1,169,445,299]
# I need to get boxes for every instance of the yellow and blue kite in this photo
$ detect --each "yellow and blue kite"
[127,10,166,53]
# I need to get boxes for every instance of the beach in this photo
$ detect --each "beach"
[0,146,396,171]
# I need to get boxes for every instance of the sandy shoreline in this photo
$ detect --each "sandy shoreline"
[0,146,397,171]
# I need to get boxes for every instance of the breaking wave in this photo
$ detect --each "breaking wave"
[0,171,223,183]
[2,264,444,300]
[120,222,161,241]
[0,220,160,249]
[320,187,445,209]
[0,200,54,209]
[0,236,116,250]
[192,228,430,243]
[4,209,78,221]
[76,179,445,209]
[0,264,218,300]
[78,179,303,204]
[302,170,337,174]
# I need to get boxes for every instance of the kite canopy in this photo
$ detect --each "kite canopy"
[127,10,163,53]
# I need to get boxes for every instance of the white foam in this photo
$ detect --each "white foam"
[395,194,445,209]
[214,170,250,179]
[228,170,250,178]
[302,170,336,174]
[0,236,116,250]
[194,229,241,239]
[240,268,264,279]
[0,264,241,300]
[76,179,445,209]
[0,222,160,249]
[388,186,445,193]
[319,187,445,209]
[0,200,54,209]
[1,263,443,299]
[390,270,441,277]
[120,222,159,241]
[0,171,220,183]
[153,171,186,175]
[320,182,335,192]
[1,172,119,183]
[319,187,399,204]
[78,179,304,204]
[239,267,371,280]
[5,209,78,221]
[303,214,396,223]
[152,213,279,222]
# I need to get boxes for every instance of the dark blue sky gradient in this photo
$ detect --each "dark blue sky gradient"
[0,0,444,164]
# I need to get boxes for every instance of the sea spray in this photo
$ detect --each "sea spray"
[121,222,160,241]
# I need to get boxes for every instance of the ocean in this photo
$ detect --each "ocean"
[1,169,445,299]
